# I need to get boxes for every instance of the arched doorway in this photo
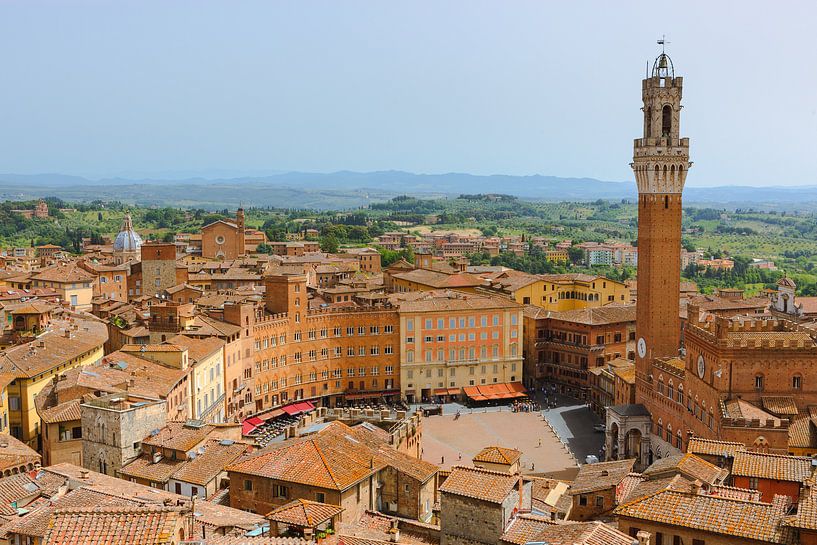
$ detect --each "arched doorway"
[625,428,643,460]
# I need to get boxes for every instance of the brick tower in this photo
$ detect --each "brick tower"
[632,50,691,391]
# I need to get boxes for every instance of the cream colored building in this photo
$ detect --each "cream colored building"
[392,290,524,403]
[30,263,95,310]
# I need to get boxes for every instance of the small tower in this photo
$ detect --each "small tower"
[236,207,246,256]
[632,46,692,390]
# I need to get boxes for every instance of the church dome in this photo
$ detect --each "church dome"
[113,213,143,252]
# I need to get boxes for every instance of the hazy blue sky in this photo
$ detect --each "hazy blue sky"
[1,1,815,186]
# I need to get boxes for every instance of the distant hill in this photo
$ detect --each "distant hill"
[1,170,816,210]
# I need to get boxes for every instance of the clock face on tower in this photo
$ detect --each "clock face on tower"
[697,355,706,379]
[637,337,647,359]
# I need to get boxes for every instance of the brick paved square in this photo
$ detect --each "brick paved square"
[420,409,580,480]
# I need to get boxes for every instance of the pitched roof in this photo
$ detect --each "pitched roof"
[141,421,217,453]
[0,316,108,378]
[501,519,633,545]
[0,434,41,473]
[762,396,799,416]
[731,451,813,483]
[227,421,436,492]
[569,458,635,494]
[266,499,344,527]
[686,437,746,458]
[546,305,636,326]
[616,490,795,544]
[438,466,520,504]
[43,506,182,545]
[472,446,522,465]
[170,439,248,486]
[642,453,727,486]
[498,514,555,545]
[390,269,484,289]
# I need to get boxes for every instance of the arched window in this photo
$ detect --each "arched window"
[677,383,684,404]
[662,105,672,136]
[658,375,665,395]
[755,374,764,391]
[667,380,674,400]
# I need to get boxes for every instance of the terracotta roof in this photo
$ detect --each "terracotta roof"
[731,451,813,483]
[41,463,265,534]
[142,422,217,453]
[570,458,635,494]
[0,434,41,473]
[498,514,555,544]
[784,478,817,530]
[0,316,108,378]
[166,334,225,363]
[501,519,633,545]
[546,305,636,326]
[119,455,185,484]
[686,437,746,458]
[723,398,781,424]
[31,263,94,284]
[228,421,436,492]
[43,506,182,545]
[266,499,344,527]
[38,399,82,424]
[762,396,799,416]
[708,483,762,502]
[642,453,727,486]
[391,289,520,313]
[438,466,520,504]
[616,490,795,544]
[170,439,248,486]
[788,416,817,449]
[472,446,521,465]
[390,269,484,289]
[207,538,314,545]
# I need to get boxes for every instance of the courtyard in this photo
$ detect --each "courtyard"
[418,394,604,481]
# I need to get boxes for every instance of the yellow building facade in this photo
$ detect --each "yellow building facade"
[0,314,107,450]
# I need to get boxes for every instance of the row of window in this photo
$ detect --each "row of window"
[254,374,395,395]
[406,362,517,379]
[405,344,517,363]
[255,325,395,351]
[407,314,516,331]
[407,331,504,344]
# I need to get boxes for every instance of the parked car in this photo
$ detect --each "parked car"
[585,454,599,464]
[593,424,606,433]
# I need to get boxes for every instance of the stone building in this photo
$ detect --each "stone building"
[567,458,635,521]
[80,393,166,476]
[439,465,531,545]
[141,243,181,295]
[227,421,437,522]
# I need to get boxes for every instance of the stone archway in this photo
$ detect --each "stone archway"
[624,428,643,460]
[608,422,620,461]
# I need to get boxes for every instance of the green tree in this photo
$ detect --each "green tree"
[320,234,339,253]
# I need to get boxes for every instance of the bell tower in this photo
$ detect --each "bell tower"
[632,48,692,392]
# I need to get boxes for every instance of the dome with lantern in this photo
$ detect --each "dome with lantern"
[113,213,144,252]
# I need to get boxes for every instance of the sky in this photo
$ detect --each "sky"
[0,1,815,186]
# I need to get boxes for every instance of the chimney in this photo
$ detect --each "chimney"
[389,520,400,543]
[303,528,314,541]
[80,470,89,480]
[689,479,702,495]
[636,530,651,545]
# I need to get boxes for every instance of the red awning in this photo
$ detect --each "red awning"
[246,417,264,426]
[242,420,259,436]
[463,382,527,401]
[281,400,316,415]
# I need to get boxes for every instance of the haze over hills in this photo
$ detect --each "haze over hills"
[0,170,815,211]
